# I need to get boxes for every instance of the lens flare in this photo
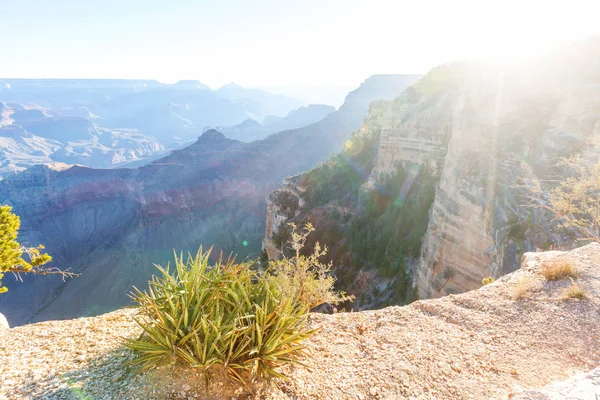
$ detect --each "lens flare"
[394,164,421,206]
[344,138,365,156]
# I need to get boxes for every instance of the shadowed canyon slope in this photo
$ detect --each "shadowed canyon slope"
[0,74,421,326]
[263,38,600,306]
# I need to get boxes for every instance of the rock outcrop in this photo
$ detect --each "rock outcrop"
[513,367,600,400]
[2,244,599,399]
[263,176,306,260]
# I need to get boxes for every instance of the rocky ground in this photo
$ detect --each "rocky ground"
[1,244,600,399]
[513,367,600,400]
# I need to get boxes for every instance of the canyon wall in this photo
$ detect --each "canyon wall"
[416,59,600,298]
[264,39,600,303]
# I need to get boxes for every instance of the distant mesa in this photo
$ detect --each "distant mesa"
[11,108,50,123]
[199,129,226,140]
[218,82,244,91]
[0,124,34,138]
[172,80,210,90]
[207,103,337,142]
[237,118,261,128]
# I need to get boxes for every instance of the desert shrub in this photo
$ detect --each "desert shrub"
[540,260,580,281]
[268,223,352,309]
[512,276,535,300]
[125,249,315,382]
[522,139,600,244]
[563,282,586,300]
[482,276,495,286]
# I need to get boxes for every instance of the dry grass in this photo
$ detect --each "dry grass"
[512,276,535,300]
[540,260,580,281]
[563,283,586,300]
[482,276,495,286]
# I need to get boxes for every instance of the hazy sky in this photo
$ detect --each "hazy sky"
[1,0,599,90]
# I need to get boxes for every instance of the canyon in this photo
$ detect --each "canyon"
[2,38,600,327]
[0,74,420,326]
[0,79,313,177]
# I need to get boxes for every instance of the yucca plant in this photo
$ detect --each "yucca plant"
[124,248,315,383]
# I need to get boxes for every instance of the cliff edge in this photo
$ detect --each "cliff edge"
[1,243,599,399]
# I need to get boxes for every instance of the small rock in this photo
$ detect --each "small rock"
[0,312,9,329]
[370,387,378,395]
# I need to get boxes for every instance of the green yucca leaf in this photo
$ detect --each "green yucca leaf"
[124,340,167,353]
[131,321,170,349]
[192,330,204,364]
[265,346,306,358]
[178,327,200,347]
[263,367,287,380]
[175,347,200,366]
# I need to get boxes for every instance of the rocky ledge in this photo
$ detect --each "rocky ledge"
[1,244,600,399]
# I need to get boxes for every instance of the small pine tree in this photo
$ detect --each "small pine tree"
[0,205,73,293]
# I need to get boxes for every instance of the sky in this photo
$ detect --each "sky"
[0,0,599,97]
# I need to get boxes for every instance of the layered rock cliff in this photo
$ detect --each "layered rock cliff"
[416,40,600,298]
[264,38,600,303]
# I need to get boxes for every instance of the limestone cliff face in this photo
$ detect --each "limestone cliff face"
[366,87,454,179]
[416,59,600,298]
[263,39,600,302]
[364,42,600,299]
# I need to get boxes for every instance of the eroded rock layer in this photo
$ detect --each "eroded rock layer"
[264,38,600,302]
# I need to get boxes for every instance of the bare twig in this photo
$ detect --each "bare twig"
[9,266,79,282]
